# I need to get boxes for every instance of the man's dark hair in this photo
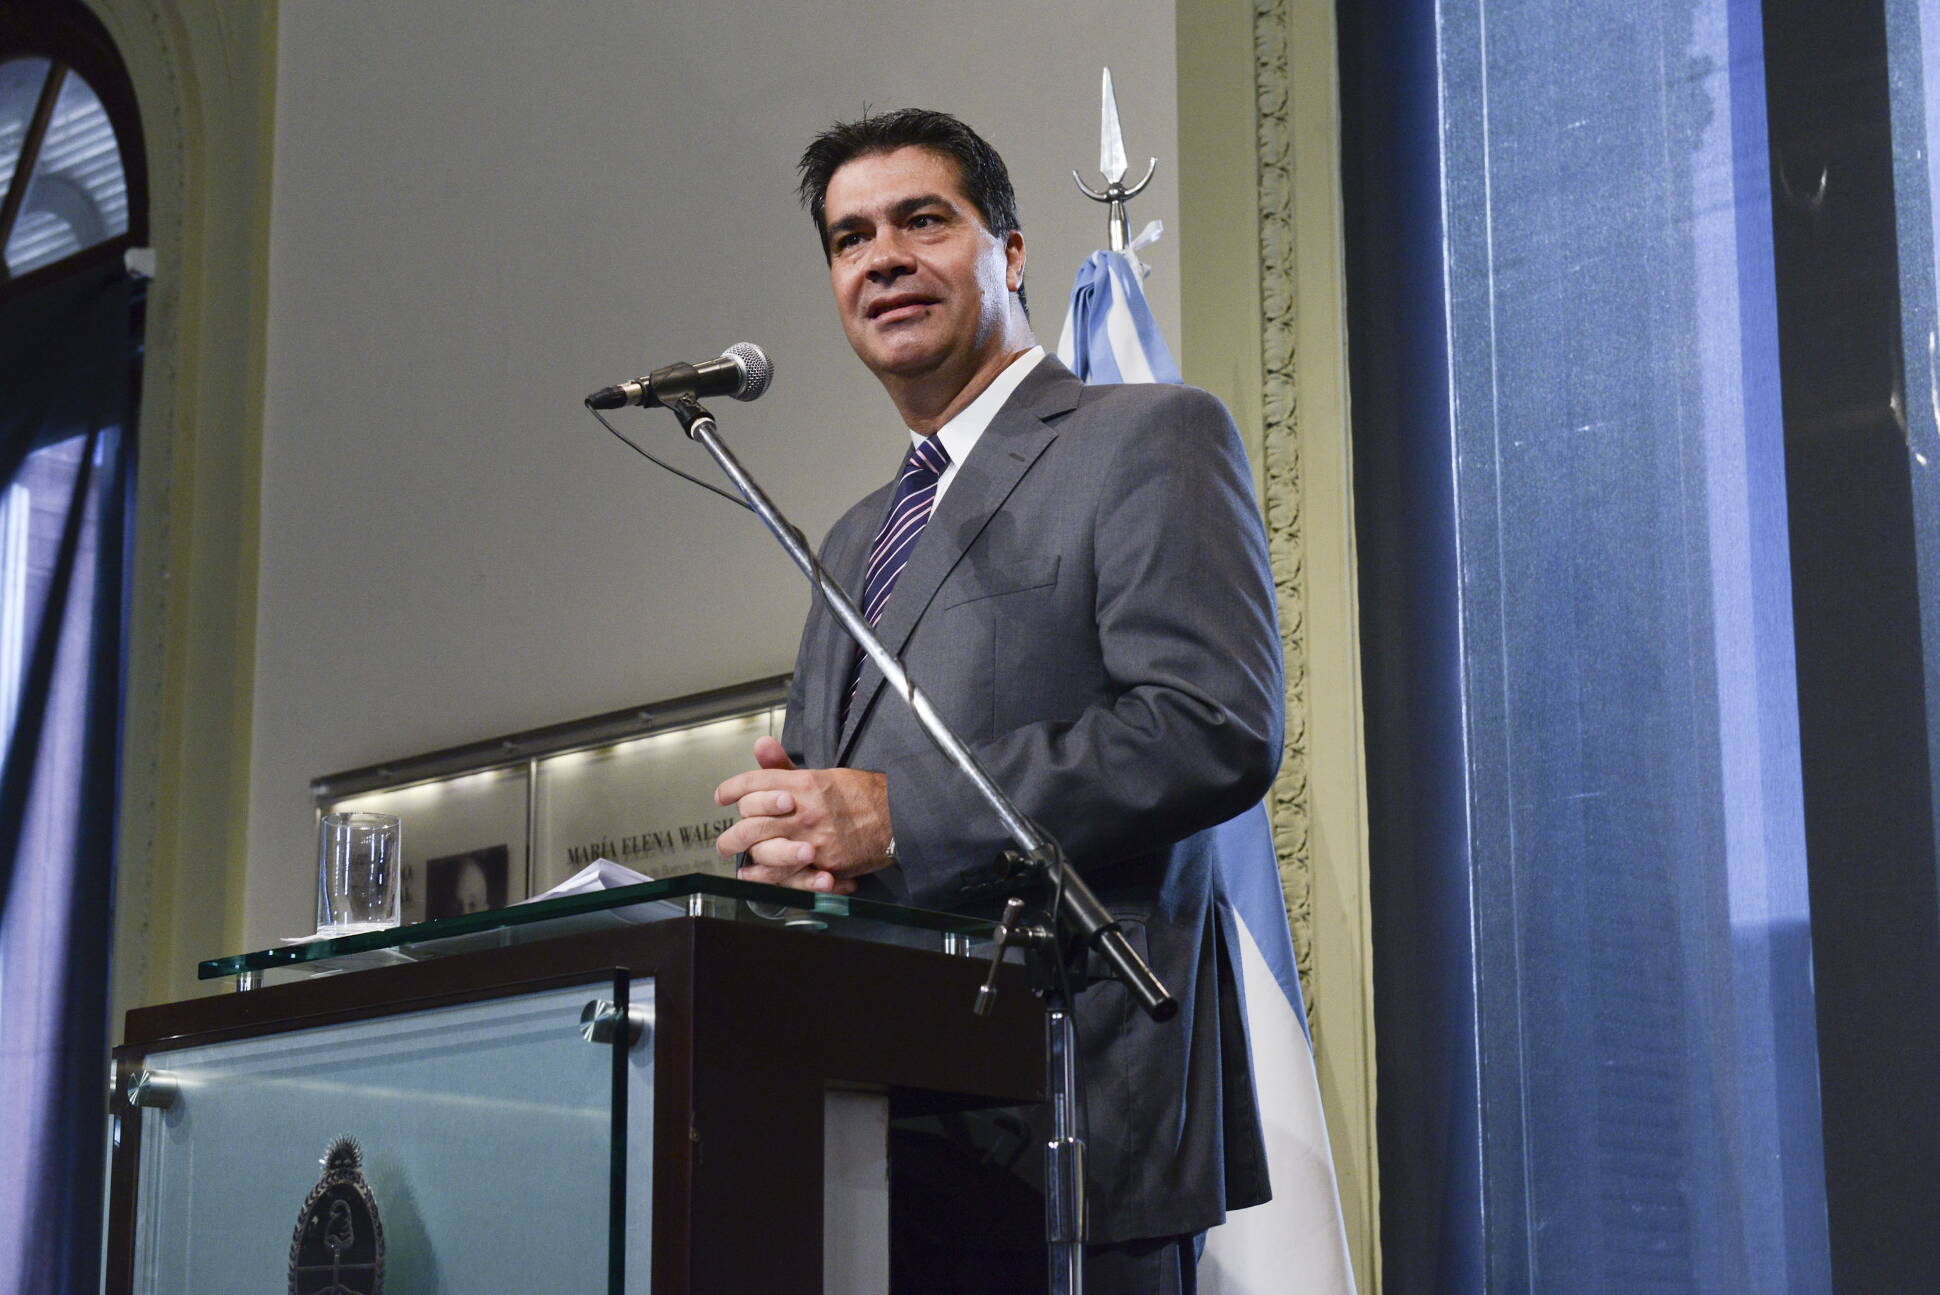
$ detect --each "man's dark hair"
[797,108,1026,308]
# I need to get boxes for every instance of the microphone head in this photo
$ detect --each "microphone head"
[724,342,773,401]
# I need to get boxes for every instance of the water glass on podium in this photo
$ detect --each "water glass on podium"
[315,811,401,935]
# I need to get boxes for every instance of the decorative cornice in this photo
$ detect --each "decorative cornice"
[1253,0,1317,1018]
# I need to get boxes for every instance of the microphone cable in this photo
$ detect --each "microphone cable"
[584,399,752,511]
[586,394,856,655]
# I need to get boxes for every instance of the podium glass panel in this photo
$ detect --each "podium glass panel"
[125,979,652,1294]
[200,871,993,988]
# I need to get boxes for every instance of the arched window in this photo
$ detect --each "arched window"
[1,57,129,275]
[0,6,144,1290]
[0,9,145,300]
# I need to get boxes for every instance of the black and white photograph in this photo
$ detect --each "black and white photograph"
[422,845,512,921]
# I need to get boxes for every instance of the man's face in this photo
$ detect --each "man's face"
[821,146,1025,384]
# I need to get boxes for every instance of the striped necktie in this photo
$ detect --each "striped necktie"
[844,435,952,724]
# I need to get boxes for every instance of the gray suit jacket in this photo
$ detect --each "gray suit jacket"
[781,356,1280,1242]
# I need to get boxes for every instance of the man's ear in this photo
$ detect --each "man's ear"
[1005,230,1026,294]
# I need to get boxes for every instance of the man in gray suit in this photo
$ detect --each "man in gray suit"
[715,109,1281,1294]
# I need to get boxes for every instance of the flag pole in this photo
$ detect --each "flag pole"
[1070,67,1157,251]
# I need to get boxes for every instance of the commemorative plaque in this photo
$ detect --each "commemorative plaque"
[289,1138,385,1294]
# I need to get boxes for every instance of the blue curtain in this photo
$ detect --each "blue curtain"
[1344,0,1834,1289]
[1887,0,1940,939]
[0,257,136,1292]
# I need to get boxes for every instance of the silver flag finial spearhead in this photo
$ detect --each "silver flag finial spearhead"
[1100,67,1128,184]
[1072,67,1157,251]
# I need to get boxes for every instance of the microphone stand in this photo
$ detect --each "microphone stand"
[666,396,1176,1295]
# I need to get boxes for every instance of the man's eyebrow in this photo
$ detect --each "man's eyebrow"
[825,212,868,244]
[826,194,957,246]
[887,193,953,222]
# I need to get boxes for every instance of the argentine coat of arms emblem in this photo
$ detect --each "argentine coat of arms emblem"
[289,1137,385,1295]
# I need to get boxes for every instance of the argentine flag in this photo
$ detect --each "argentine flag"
[1055,221,1183,385]
[1057,230,1358,1295]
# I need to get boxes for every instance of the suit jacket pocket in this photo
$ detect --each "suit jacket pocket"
[940,555,1060,610]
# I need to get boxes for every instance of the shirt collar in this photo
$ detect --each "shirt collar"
[908,345,1047,464]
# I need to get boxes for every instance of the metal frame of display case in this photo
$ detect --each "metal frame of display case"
[310,676,790,805]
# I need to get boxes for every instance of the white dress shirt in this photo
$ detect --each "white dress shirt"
[909,345,1047,507]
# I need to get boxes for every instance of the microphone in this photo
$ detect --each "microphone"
[586,343,773,410]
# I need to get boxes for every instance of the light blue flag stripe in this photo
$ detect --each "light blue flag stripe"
[1207,803,1311,1042]
[1057,248,1183,386]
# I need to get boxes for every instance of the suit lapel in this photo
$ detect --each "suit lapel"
[836,358,1084,763]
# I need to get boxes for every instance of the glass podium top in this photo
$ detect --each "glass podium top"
[201,872,994,985]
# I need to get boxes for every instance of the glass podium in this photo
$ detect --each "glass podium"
[107,873,1040,1294]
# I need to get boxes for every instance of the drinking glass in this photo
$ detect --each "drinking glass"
[315,811,401,935]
